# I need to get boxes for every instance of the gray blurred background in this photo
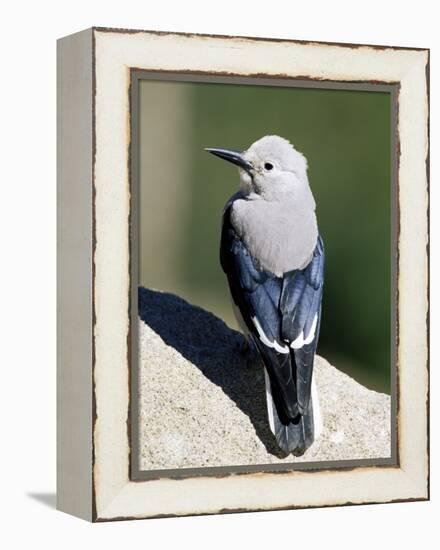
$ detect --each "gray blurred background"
[139,79,392,393]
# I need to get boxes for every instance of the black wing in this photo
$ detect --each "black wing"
[220,204,324,452]
[280,235,324,413]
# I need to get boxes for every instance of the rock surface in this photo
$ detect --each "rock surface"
[137,288,391,470]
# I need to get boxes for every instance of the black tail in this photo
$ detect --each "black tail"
[252,334,317,455]
[264,368,315,455]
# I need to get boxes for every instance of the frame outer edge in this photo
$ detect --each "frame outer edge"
[57,28,94,522]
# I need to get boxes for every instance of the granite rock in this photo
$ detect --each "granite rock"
[137,288,391,470]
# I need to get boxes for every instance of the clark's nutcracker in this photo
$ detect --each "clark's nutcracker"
[206,135,324,456]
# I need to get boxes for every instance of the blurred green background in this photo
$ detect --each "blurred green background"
[139,79,392,393]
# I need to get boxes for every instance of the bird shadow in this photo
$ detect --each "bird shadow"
[138,287,286,458]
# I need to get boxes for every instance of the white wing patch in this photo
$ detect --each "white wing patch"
[290,314,318,349]
[251,316,289,354]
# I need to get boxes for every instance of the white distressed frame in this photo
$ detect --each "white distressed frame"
[57,27,429,522]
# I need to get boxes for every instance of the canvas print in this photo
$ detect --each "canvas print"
[133,77,395,475]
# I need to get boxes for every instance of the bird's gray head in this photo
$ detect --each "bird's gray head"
[205,135,311,202]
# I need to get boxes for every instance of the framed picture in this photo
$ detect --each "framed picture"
[57,27,429,522]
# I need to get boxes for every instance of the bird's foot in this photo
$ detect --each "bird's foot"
[236,337,259,367]
[236,337,249,355]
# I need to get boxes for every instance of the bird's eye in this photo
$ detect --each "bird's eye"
[264,162,274,171]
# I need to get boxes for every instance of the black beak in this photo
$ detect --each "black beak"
[205,147,253,174]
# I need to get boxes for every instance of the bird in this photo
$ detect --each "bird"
[205,135,325,456]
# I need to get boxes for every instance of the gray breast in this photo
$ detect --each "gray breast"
[231,197,318,277]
